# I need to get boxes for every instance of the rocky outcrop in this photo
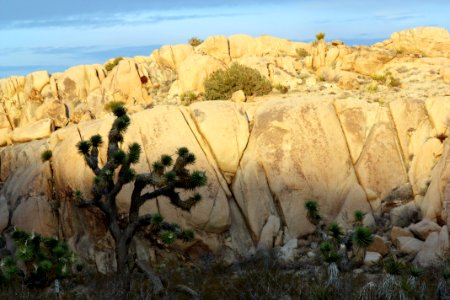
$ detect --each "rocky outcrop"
[378,27,450,59]
[0,93,449,265]
[0,27,450,269]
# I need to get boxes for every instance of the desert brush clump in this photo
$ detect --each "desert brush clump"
[204,63,272,100]
[104,57,124,72]
[315,32,326,41]
[371,71,401,88]
[188,37,203,47]
[0,229,74,288]
[179,91,199,105]
[42,103,207,281]
[296,48,309,58]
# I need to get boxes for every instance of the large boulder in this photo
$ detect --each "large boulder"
[409,219,441,240]
[10,118,53,143]
[420,143,450,220]
[54,65,105,103]
[196,36,230,63]
[340,47,396,75]
[188,101,249,180]
[152,44,194,71]
[387,27,450,59]
[414,226,449,267]
[101,59,152,106]
[232,97,369,240]
[177,54,225,93]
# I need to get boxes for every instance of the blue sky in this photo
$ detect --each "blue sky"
[0,0,449,78]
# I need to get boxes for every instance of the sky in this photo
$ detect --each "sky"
[0,0,449,78]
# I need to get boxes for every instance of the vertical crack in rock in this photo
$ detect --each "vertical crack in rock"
[226,37,232,63]
[169,46,177,71]
[332,100,375,214]
[179,106,231,196]
[1,102,14,130]
[178,107,231,229]
[230,165,260,243]
[261,164,286,230]
[387,104,409,175]
[136,124,161,214]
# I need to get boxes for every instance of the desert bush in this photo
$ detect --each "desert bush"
[388,76,401,88]
[204,63,272,100]
[188,37,203,47]
[105,57,123,72]
[316,32,326,41]
[367,82,378,92]
[179,91,198,106]
[371,73,387,83]
[296,48,309,58]
[274,83,289,94]
[1,229,75,288]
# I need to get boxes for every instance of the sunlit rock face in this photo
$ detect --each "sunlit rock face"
[0,27,450,268]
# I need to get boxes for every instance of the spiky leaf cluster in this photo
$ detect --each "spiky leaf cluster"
[384,257,406,276]
[9,229,75,287]
[352,226,373,248]
[77,140,91,155]
[0,256,18,284]
[328,222,343,243]
[304,200,321,225]
[90,134,103,147]
[354,210,366,224]
[320,241,340,264]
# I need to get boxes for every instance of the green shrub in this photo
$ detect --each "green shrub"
[274,83,289,94]
[371,73,387,83]
[105,57,123,72]
[316,32,326,41]
[388,76,401,88]
[188,37,203,47]
[180,91,198,106]
[204,63,272,100]
[5,229,75,287]
[296,48,309,58]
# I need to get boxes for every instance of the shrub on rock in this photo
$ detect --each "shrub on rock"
[204,63,272,100]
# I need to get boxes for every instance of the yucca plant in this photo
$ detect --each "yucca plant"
[9,229,74,287]
[353,210,366,227]
[42,103,207,278]
[0,256,18,285]
[352,226,373,265]
[305,200,321,226]
[328,222,344,244]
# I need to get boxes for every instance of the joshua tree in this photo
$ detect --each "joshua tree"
[42,104,207,275]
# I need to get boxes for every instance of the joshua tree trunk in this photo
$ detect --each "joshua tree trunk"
[115,237,130,274]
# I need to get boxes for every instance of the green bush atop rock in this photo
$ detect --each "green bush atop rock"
[105,57,124,72]
[204,63,272,100]
[188,37,204,47]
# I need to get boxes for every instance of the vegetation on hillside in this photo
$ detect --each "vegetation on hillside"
[0,229,74,288]
[105,57,124,72]
[204,63,272,100]
[188,37,204,47]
